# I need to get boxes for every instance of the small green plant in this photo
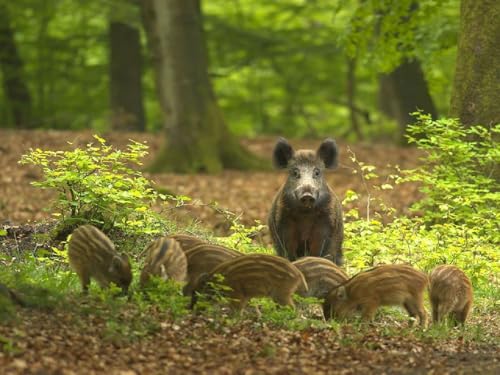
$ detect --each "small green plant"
[0,294,16,321]
[0,335,22,355]
[87,284,162,344]
[249,295,327,330]
[216,219,269,254]
[93,283,128,304]
[99,303,160,344]
[19,135,166,236]
[139,277,190,320]
[194,273,237,313]
[258,343,277,358]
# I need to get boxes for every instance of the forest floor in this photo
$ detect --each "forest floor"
[0,130,499,374]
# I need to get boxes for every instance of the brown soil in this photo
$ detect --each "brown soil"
[1,307,499,375]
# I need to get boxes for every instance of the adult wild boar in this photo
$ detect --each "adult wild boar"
[268,138,344,265]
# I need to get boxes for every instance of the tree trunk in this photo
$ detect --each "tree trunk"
[140,0,264,173]
[378,59,437,144]
[346,58,363,140]
[109,21,145,131]
[450,0,500,126]
[0,4,33,128]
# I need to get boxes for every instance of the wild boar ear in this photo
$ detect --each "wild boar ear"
[273,137,294,169]
[317,138,338,169]
[336,286,347,300]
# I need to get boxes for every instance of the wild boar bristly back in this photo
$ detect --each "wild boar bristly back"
[68,225,132,293]
[190,254,308,310]
[169,233,208,252]
[268,138,344,265]
[292,257,348,298]
[182,244,243,297]
[140,237,188,287]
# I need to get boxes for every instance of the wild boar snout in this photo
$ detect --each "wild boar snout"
[295,184,318,208]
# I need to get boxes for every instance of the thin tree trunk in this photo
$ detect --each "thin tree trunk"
[0,4,33,128]
[378,74,396,119]
[109,21,145,131]
[450,0,500,126]
[378,59,437,144]
[141,0,263,173]
[346,57,363,140]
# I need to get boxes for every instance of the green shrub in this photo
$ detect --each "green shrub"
[405,114,499,244]
[343,120,499,300]
[19,135,167,236]
[344,119,500,304]
[215,219,269,254]
[344,215,498,293]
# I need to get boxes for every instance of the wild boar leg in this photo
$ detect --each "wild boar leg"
[459,301,472,323]
[437,303,450,325]
[418,309,428,327]
[274,293,295,309]
[232,296,250,313]
[322,301,332,320]
[431,301,440,323]
[404,299,427,327]
[403,301,418,325]
[79,271,91,294]
[360,304,377,321]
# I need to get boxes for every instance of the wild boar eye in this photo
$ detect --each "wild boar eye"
[313,168,321,178]
[292,168,300,178]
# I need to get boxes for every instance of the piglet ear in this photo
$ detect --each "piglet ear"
[272,137,294,169]
[336,285,347,300]
[317,138,338,169]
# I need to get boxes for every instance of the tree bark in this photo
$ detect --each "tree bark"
[140,0,264,173]
[378,59,437,144]
[450,0,500,126]
[109,21,145,131]
[0,4,33,128]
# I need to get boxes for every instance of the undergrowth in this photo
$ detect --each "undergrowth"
[1,117,498,343]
